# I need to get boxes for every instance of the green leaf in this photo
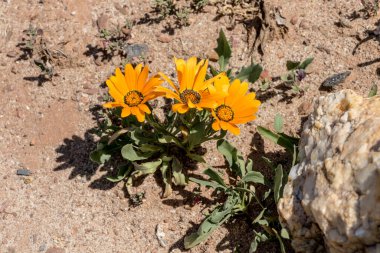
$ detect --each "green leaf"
[280,228,290,239]
[184,196,236,249]
[249,231,269,253]
[299,57,314,70]
[235,63,263,83]
[189,177,220,189]
[90,149,111,164]
[133,159,162,175]
[246,158,253,172]
[368,84,378,97]
[187,153,206,163]
[107,128,129,145]
[121,144,153,161]
[286,60,300,71]
[139,144,162,152]
[274,164,284,204]
[188,122,206,150]
[172,157,187,186]
[215,29,231,71]
[160,160,172,198]
[274,114,284,133]
[241,171,265,185]
[216,139,245,177]
[272,228,287,253]
[106,164,132,182]
[203,168,227,189]
[257,126,295,153]
[252,208,266,224]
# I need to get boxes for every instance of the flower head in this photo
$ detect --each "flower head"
[157,57,227,114]
[211,78,261,135]
[103,64,163,122]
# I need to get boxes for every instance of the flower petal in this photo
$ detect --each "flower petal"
[220,121,240,135]
[137,65,149,91]
[114,68,129,94]
[103,102,122,108]
[131,106,145,122]
[212,121,221,131]
[155,86,181,101]
[158,72,179,93]
[192,59,208,91]
[121,107,131,117]
[172,103,189,114]
[125,64,137,90]
[138,103,151,114]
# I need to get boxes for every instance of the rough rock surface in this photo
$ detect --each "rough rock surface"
[278,90,380,253]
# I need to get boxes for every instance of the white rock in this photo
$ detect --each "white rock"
[278,90,380,253]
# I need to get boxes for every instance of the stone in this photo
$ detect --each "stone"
[278,90,380,253]
[290,16,298,25]
[207,50,219,62]
[97,14,109,31]
[45,247,65,253]
[6,51,18,58]
[157,34,172,43]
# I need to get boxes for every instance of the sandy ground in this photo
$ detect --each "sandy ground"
[1,0,379,252]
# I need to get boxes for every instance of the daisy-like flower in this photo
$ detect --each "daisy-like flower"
[157,57,227,114]
[103,64,163,122]
[211,78,261,135]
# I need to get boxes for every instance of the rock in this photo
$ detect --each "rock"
[299,19,311,30]
[278,90,380,253]
[121,27,131,36]
[157,34,172,43]
[207,50,219,62]
[17,169,32,176]
[297,101,312,115]
[45,247,65,253]
[97,14,109,31]
[114,3,127,15]
[290,16,298,25]
[156,224,167,247]
[6,51,18,58]
[124,44,148,59]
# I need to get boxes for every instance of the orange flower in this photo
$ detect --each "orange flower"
[157,57,227,114]
[103,64,163,122]
[211,78,261,135]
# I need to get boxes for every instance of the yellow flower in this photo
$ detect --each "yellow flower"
[103,64,163,122]
[157,57,227,114]
[211,78,261,135]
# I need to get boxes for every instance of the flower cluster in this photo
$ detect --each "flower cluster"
[104,57,261,135]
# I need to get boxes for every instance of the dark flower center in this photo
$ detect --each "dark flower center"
[180,89,201,104]
[124,90,144,107]
[215,105,234,122]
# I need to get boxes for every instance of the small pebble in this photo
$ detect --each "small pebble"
[157,34,172,43]
[17,169,32,176]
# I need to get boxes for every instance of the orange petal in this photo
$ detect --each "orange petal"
[114,68,129,94]
[172,103,189,114]
[212,121,221,131]
[158,72,179,93]
[138,103,151,114]
[137,65,149,91]
[103,102,122,108]
[125,64,137,90]
[121,107,131,117]
[192,59,208,91]
[231,115,256,124]
[106,80,123,102]
[226,79,249,106]
[220,121,240,135]
[155,86,181,101]
[131,106,145,122]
